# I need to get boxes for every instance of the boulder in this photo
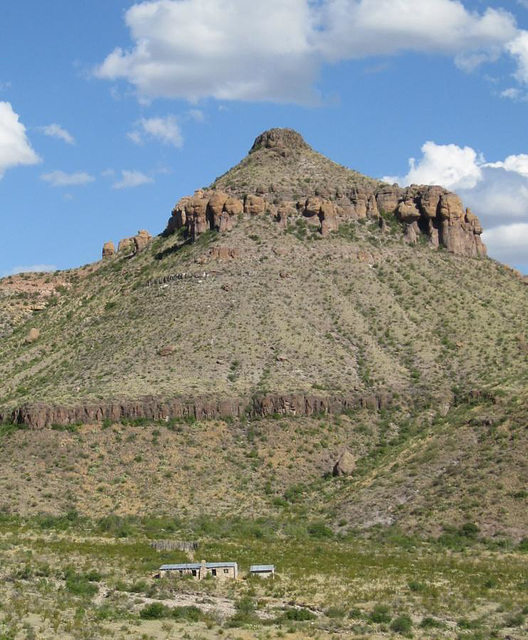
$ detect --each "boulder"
[376,186,401,214]
[397,200,421,223]
[224,197,244,216]
[333,450,356,477]
[208,191,229,229]
[245,194,266,216]
[320,201,338,236]
[158,345,176,357]
[118,237,135,254]
[102,241,115,260]
[276,203,294,228]
[134,230,152,253]
[25,328,40,344]
[419,186,444,218]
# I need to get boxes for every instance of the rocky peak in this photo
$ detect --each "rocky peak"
[165,129,487,258]
[250,128,311,156]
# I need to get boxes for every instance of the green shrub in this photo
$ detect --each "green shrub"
[140,603,168,620]
[370,604,391,624]
[390,614,413,635]
[420,616,445,629]
[307,521,333,539]
[283,608,317,621]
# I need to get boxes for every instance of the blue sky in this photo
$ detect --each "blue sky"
[2,0,528,275]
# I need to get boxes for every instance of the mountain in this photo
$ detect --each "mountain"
[1,128,528,538]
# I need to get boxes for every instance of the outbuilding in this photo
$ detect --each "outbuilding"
[249,564,275,578]
[159,560,238,580]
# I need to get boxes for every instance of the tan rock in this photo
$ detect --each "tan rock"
[158,345,176,357]
[397,200,421,223]
[118,237,135,254]
[349,191,368,219]
[245,194,266,215]
[333,450,356,477]
[209,247,240,261]
[367,195,379,218]
[320,201,338,236]
[25,328,40,344]
[134,230,152,253]
[208,191,229,229]
[276,203,294,228]
[419,186,444,218]
[224,197,243,216]
[102,241,115,260]
[376,187,401,214]
[304,196,323,217]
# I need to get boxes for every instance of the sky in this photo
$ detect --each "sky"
[2,0,528,275]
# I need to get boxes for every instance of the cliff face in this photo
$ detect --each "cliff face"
[165,128,485,258]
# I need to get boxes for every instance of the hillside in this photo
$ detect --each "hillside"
[1,128,528,540]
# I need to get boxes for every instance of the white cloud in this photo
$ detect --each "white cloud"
[3,264,57,277]
[0,102,40,179]
[38,123,75,145]
[41,170,95,187]
[500,87,522,99]
[388,141,528,266]
[95,0,522,103]
[486,154,528,177]
[385,141,484,191]
[483,223,528,264]
[187,108,205,122]
[508,31,528,85]
[319,1,516,60]
[128,115,183,147]
[112,170,153,189]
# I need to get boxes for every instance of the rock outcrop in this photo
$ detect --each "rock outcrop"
[102,241,115,259]
[164,129,486,258]
[107,231,153,257]
[1,392,392,430]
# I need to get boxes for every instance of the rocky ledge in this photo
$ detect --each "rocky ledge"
[164,129,486,258]
[1,392,392,429]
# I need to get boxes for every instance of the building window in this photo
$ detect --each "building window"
[223,568,229,574]
[212,569,217,576]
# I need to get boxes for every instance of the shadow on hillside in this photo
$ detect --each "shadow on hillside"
[154,234,193,261]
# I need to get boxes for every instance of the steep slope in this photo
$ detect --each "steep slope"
[1,128,528,538]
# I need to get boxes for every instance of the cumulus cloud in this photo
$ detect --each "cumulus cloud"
[96,0,317,103]
[483,223,528,265]
[40,170,95,187]
[508,31,528,83]
[95,0,523,103]
[388,141,528,266]
[128,115,183,147]
[112,170,153,189]
[38,123,75,145]
[0,102,40,179]
[319,1,516,60]
[384,141,484,191]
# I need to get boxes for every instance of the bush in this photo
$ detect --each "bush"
[171,606,203,622]
[420,616,445,629]
[235,596,256,616]
[390,614,413,635]
[370,604,391,624]
[283,608,317,621]
[65,574,98,597]
[140,603,168,620]
[307,521,333,539]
